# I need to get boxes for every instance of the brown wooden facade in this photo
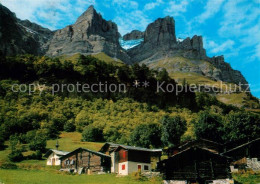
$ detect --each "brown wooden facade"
[115,147,151,164]
[166,139,223,157]
[158,147,231,183]
[60,148,111,174]
[223,138,260,160]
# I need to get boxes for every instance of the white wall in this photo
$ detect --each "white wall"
[110,152,118,173]
[46,153,61,166]
[118,161,151,175]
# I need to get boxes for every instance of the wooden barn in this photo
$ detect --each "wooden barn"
[99,143,162,175]
[223,138,260,171]
[44,149,69,166]
[158,146,232,183]
[166,139,223,158]
[59,147,111,174]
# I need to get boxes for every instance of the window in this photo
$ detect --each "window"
[144,165,149,171]
[122,164,125,170]
[123,151,126,159]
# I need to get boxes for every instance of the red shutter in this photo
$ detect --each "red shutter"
[122,164,125,170]
[123,151,126,158]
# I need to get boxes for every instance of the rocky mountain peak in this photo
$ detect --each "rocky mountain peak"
[45,5,131,63]
[123,30,144,41]
[75,5,98,24]
[144,16,176,47]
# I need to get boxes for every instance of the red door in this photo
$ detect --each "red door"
[138,165,141,172]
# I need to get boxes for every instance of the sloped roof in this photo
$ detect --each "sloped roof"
[224,138,260,154]
[161,146,231,163]
[44,149,69,158]
[114,145,162,152]
[59,147,111,160]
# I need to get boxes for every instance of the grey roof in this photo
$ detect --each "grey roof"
[59,147,111,160]
[113,144,162,152]
[99,142,162,153]
[44,149,69,158]
[224,138,260,154]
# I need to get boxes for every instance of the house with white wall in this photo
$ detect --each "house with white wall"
[99,143,162,175]
[44,149,69,166]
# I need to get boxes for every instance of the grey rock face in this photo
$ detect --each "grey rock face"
[46,5,131,64]
[123,30,144,40]
[128,16,177,62]
[143,16,176,47]
[18,19,54,54]
[0,4,50,56]
[210,56,248,88]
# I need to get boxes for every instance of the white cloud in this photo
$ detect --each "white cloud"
[218,0,260,61]
[114,10,151,35]
[112,0,139,9]
[206,39,235,54]
[195,0,225,23]
[144,0,163,11]
[164,0,189,16]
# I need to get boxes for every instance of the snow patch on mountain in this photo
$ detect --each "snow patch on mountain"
[119,38,144,50]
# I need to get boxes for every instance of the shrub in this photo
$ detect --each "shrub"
[64,120,76,132]
[28,150,42,160]
[161,115,187,147]
[29,136,46,152]
[130,123,162,148]
[8,150,24,162]
[82,125,103,142]
[0,162,18,169]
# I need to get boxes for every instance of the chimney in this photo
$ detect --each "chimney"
[56,139,59,150]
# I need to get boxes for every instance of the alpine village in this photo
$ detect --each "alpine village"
[0,3,260,184]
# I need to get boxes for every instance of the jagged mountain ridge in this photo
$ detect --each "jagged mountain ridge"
[0,4,53,56]
[0,4,248,88]
[45,5,131,64]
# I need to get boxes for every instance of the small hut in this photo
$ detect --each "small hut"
[59,147,111,174]
[158,146,232,183]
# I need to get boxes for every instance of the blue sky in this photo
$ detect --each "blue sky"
[1,0,260,98]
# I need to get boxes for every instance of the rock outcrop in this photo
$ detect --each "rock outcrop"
[127,16,177,63]
[46,6,131,64]
[0,4,52,56]
[210,55,248,86]
[123,30,143,40]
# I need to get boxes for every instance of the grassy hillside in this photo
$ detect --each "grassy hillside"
[58,52,125,66]
[47,132,103,152]
[146,56,259,109]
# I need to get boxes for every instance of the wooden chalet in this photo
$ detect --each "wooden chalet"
[59,147,111,174]
[223,138,260,171]
[166,139,223,158]
[99,143,162,175]
[158,147,232,183]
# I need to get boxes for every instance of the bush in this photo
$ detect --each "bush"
[82,125,103,142]
[64,120,76,132]
[193,111,224,143]
[0,136,5,150]
[29,136,46,152]
[8,150,24,162]
[28,150,42,160]
[0,162,18,169]
[161,115,187,147]
[130,123,162,148]
[131,172,148,181]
